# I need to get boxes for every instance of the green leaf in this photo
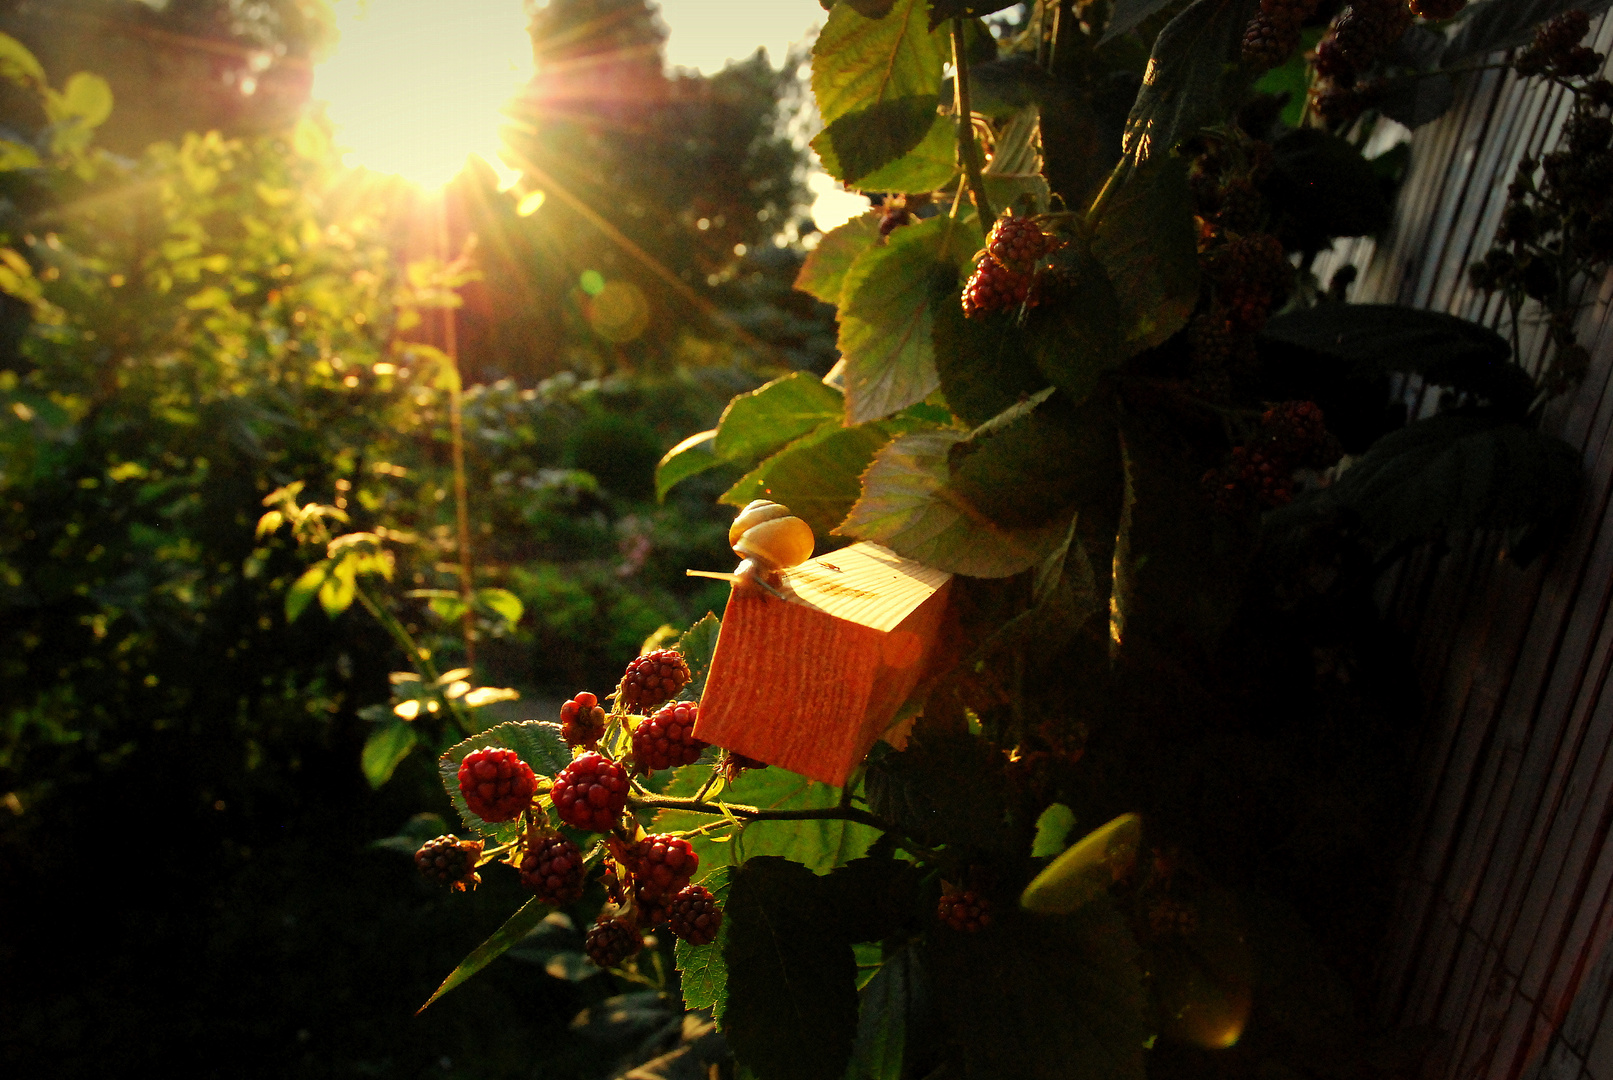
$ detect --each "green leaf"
[848,112,959,194]
[0,139,40,171]
[714,372,844,463]
[361,720,419,789]
[922,898,1148,1080]
[474,587,523,630]
[675,613,722,702]
[796,213,882,305]
[1020,812,1142,914]
[318,555,358,616]
[1032,802,1078,857]
[1102,0,1187,42]
[836,430,1071,577]
[439,720,573,842]
[945,393,1119,530]
[866,733,1010,849]
[1443,0,1613,64]
[722,420,903,538]
[838,209,982,424]
[418,897,552,1012]
[0,33,44,89]
[1266,130,1393,246]
[656,429,720,501]
[811,0,947,184]
[1119,0,1259,167]
[1024,238,1125,404]
[1091,153,1199,352]
[285,560,330,623]
[655,767,879,875]
[930,277,1047,428]
[821,856,922,942]
[723,857,859,1080]
[675,864,734,1016]
[847,945,916,1080]
[57,72,113,128]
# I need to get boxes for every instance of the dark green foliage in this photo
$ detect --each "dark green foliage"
[1120,0,1262,168]
[866,733,1010,850]
[1443,0,1613,64]
[1265,130,1394,249]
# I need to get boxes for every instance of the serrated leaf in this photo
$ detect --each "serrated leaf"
[812,0,947,183]
[1025,238,1125,404]
[838,214,983,424]
[931,277,1047,427]
[675,613,722,702]
[1102,0,1186,42]
[675,864,734,1016]
[361,719,419,789]
[656,429,720,501]
[285,560,329,623]
[723,857,859,1080]
[722,420,905,537]
[836,429,1071,577]
[796,213,883,305]
[848,112,959,194]
[1442,0,1613,65]
[1020,812,1142,914]
[418,897,552,1012]
[714,372,844,462]
[866,733,1009,849]
[1092,153,1199,351]
[438,721,573,841]
[474,587,523,629]
[655,767,879,875]
[847,945,917,1080]
[1119,0,1260,168]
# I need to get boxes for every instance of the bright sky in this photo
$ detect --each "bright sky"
[312,0,868,225]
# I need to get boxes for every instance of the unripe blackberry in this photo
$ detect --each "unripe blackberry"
[1409,0,1464,19]
[551,752,630,832]
[668,884,723,946]
[559,691,606,749]
[985,215,1054,271]
[619,649,691,711]
[415,835,483,892]
[456,747,539,823]
[962,255,1031,318]
[584,916,642,968]
[627,834,699,901]
[937,889,992,932]
[632,701,708,772]
[518,833,586,905]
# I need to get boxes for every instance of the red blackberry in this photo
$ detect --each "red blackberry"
[414,835,483,892]
[1149,899,1200,937]
[1232,446,1295,508]
[518,832,586,905]
[962,255,1032,318]
[937,889,992,932]
[626,834,699,901]
[668,884,723,946]
[584,916,642,968]
[1326,0,1413,74]
[551,752,630,832]
[632,702,708,772]
[1262,400,1339,468]
[985,215,1054,271]
[456,747,539,823]
[1206,233,1292,333]
[560,691,606,749]
[619,649,691,711]
[1409,0,1463,18]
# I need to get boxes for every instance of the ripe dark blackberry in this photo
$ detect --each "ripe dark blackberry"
[1234,446,1295,508]
[415,835,483,892]
[937,889,992,932]
[1409,0,1463,18]
[627,834,699,901]
[456,747,539,823]
[1149,899,1200,936]
[518,832,586,905]
[962,255,1031,318]
[551,752,630,832]
[985,215,1054,271]
[1206,233,1292,333]
[1242,0,1317,68]
[619,649,691,711]
[632,701,708,772]
[584,916,642,968]
[1262,400,1339,468]
[559,691,606,749]
[668,884,723,946]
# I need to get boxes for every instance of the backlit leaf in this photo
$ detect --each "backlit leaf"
[418,897,552,1012]
[1119,0,1259,168]
[655,429,719,501]
[675,613,722,702]
[675,864,734,1016]
[1020,812,1142,914]
[713,371,844,462]
[361,719,419,789]
[796,212,882,305]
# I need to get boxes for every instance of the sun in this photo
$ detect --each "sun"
[313,0,531,190]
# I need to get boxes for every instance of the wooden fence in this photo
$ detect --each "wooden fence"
[1312,13,1613,1080]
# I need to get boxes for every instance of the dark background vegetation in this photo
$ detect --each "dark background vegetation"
[0,1,830,1074]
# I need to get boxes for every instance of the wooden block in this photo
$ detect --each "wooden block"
[693,541,953,787]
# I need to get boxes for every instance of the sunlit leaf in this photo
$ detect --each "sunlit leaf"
[796,212,882,305]
[675,864,734,1016]
[474,587,523,630]
[1032,802,1078,857]
[713,371,844,463]
[1020,812,1142,914]
[675,613,722,702]
[655,429,718,501]
[0,33,45,89]
[285,560,330,623]
[361,720,419,789]
[418,897,552,1012]
[847,113,959,195]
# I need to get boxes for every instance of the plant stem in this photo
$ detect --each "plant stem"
[630,793,890,831]
[951,19,994,225]
[355,585,470,734]
[435,196,477,671]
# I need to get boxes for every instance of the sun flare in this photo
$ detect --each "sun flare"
[313,0,531,190]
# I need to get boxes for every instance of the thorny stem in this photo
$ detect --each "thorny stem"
[631,792,947,864]
[952,19,995,225]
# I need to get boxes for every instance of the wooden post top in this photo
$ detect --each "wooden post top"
[773,541,952,633]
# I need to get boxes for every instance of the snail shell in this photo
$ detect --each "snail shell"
[729,500,815,574]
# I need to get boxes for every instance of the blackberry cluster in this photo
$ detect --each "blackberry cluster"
[1316,0,1413,81]
[1148,899,1200,937]
[627,834,699,906]
[584,916,642,969]
[1186,310,1258,398]
[1408,0,1464,19]
[668,884,723,946]
[962,253,1033,318]
[560,691,606,749]
[1311,80,1384,127]
[1242,0,1321,70]
[937,889,992,932]
[1204,233,1292,334]
[519,833,586,905]
[551,752,630,832]
[1203,400,1340,513]
[619,649,691,710]
[1515,10,1600,78]
[415,835,484,892]
[1263,400,1340,468]
[985,214,1056,271]
[456,747,539,823]
[632,701,708,772]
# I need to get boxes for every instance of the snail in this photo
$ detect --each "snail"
[686,499,814,598]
